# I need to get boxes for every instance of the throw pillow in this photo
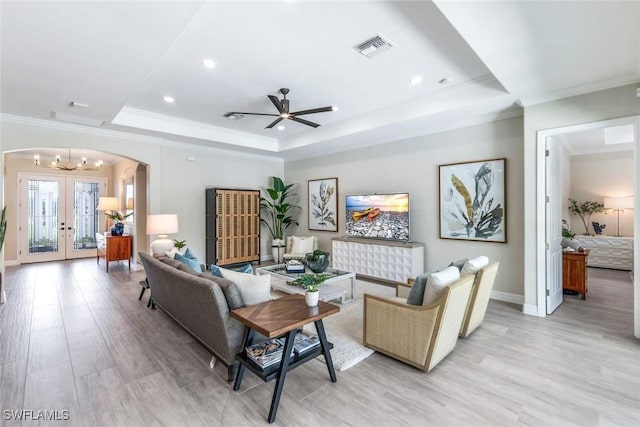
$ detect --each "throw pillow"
[176,261,199,275]
[197,273,245,310]
[460,256,490,276]
[219,267,271,305]
[422,266,460,306]
[210,263,253,277]
[157,255,183,269]
[291,236,315,254]
[449,257,468,272]
[175,252,203,273]
[184,247,198,260]
[406,270,437,306]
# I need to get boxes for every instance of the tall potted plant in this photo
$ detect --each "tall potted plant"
[568,198,605,235]
[260,176,300,262]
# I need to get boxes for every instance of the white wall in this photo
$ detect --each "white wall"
[286,116,525,300]
[0,116,284,264]
[523,83,640,336]
[569,151,634,237]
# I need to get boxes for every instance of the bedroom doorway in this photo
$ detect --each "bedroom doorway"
[537,115,639,336]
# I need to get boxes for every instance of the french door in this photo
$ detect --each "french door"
[18,173,107,263]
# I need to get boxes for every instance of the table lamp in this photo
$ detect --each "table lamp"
[146,214,179,255]
[604,196,634,236]
[97,196,119,232]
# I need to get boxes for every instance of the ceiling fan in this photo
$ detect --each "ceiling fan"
[224,88,335,129]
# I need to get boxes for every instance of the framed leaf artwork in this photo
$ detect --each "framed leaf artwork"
[308,178,338,232]
[439,158,507,243]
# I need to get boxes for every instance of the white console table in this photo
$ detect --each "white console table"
[572,235,633,271]
[332,237,424,283]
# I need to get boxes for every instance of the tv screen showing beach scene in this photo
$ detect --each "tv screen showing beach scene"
[345,193,409,240]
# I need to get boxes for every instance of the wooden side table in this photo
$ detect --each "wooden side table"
[562,249,589,300]
[97,234,132,272]
[231,294,339,423]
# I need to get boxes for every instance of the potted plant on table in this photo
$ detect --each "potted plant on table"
[104,210,133,236]
[568,198,605,235]
[260,176,300,263]
[291,273,331,307]
[305,249,330,273]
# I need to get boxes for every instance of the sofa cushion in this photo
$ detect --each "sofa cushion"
[218,267,271,305]
[461,256,490,276]
[197,273,245,310]
[291,236,315,254]
[175,252,203,273]
[423,266,461,306]
[406,270,437,306]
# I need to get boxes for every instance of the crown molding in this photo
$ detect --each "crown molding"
[0,113,164,144]
[111,107,279,152]
[518,75,640,107]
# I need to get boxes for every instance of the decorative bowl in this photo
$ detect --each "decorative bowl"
[306,252,329,273]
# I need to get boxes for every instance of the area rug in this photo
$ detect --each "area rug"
[306,279,395,372]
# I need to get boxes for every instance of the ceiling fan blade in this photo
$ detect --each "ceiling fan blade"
[224,112,279,117]
[289,116,320,128]
[265,118,284,129]
[268,95,285,114]
[290,106,334,116]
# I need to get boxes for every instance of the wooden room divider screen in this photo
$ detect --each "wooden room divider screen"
[205,188,261,266]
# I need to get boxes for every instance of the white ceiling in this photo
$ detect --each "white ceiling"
[1,1,639,161]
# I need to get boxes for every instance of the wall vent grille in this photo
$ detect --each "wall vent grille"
[353,34,393,58]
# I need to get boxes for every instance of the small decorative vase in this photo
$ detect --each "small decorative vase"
[111,222,125,236]
[592,222,606,235]
[305,290,319,307]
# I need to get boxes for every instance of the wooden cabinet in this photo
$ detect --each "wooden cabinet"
[97,234,132,272]
[562,249,589,300]
[572,235,633,271]
[205,188,260,266]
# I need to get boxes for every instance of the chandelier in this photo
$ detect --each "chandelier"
[34,148,103,171]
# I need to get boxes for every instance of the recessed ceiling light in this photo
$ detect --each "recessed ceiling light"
[202,59,216,69]
[277,125,285,131]
[439,76,455,85]
[163,96,175,103]
[331,106,339,111]
[410,76,423,85]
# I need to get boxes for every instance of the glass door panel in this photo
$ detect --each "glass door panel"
[66,178,102,259]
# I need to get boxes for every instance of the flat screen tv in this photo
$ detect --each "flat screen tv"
[345,193,410,241]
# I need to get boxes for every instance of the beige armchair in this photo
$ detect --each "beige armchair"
[363,275,474,371]
[283,236,318,261]
[460,262,500,338]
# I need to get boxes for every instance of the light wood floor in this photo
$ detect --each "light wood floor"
[1,259,638,426]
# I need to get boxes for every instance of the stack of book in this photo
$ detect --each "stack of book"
[286,260,305,273]
[245,331,321,368]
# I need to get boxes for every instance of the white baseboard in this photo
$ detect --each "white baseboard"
[522,304,544,317]
[490,290,524,305]
[5,260,19,267]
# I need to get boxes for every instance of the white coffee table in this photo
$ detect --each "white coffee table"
[256,264,356,304]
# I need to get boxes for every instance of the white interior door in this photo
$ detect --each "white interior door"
[546,140,563,314]
[19,173,106,263]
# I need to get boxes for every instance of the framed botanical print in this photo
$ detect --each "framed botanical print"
[439,158,507,243]
[308,177,338,232]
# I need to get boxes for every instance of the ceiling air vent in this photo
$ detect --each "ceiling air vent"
[353,34,393,58]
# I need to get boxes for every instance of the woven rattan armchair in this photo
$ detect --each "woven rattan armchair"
[459,262,500,338]
[363,275,474,372]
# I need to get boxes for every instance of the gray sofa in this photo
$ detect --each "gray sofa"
[138,251,246,381]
